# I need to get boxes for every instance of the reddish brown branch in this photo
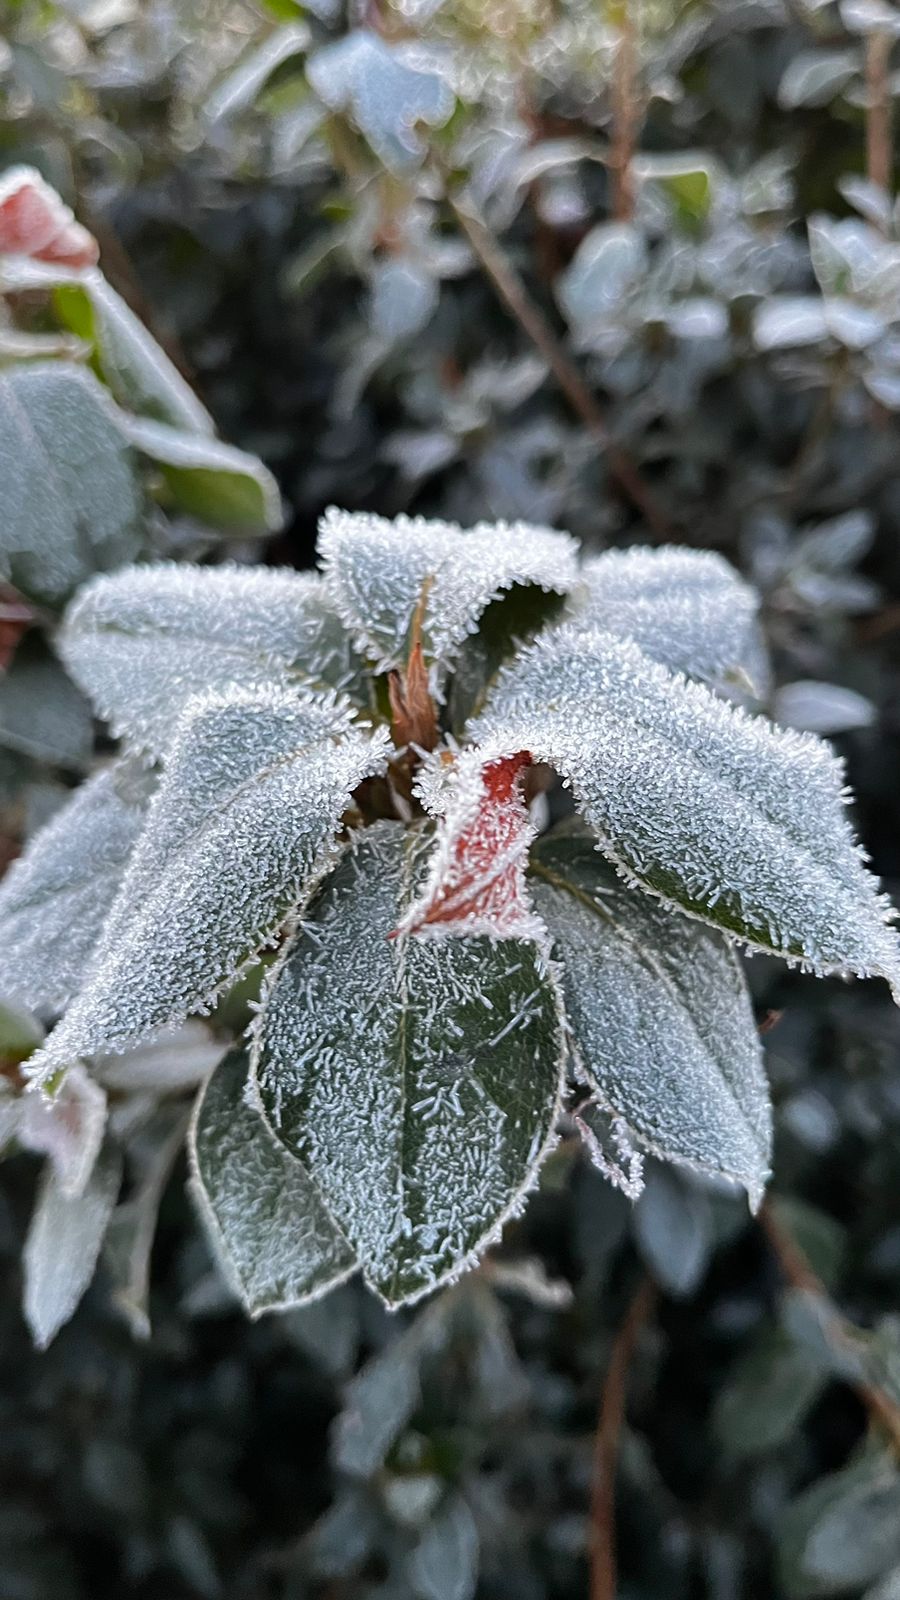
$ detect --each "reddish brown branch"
[865,31,893,206]
[444,191,670,536]
[610,3,638,222]
[589,1277,657,1600]
[760,1199,900,1455]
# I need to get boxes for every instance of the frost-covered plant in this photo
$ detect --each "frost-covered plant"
[1,508,898,1341]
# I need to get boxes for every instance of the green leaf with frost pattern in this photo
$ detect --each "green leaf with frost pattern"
[472,625,900,993]
[26,688,389,1085]
[189,1049,355,1315]
[60,562,368,757]
[24,1143,122,1348]
[122,415,283,535]
[319,506,579,690]
[529,820,771,1206]
[0,363,145,606]
[0,759,153,1013]
[570,546,769,692]
[251,821,566,1307]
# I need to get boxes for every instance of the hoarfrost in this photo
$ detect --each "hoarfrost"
[17,1062,107,1198]
[0,759,153,1013]
[397,749,544,942]
[532,820,771,1205]
[25,686,390,1086]
[252,822,566,1307]
[189,1049,356,1315]
[318,505,579,689]
[570,546,769,692]
[472,625,900,992]
[60,562,368,757]
[23,1143,121,1348]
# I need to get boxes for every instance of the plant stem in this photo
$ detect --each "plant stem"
[759,1198,900,1456]
[444,189,671,536]
[610,0,638,222]
[589,1276,657,1600]
[865,30,893,207]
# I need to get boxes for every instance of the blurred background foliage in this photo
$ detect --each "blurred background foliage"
[2,0,900,1596]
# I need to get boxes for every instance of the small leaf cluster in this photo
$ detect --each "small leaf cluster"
[1,506,897,1340]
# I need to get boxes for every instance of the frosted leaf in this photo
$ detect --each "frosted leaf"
[103,1102,189,1338]
[94,1021,225,1095]
[252,822,566,1307]
[530,820,771,1206]
[0,165,98,268]
[18,1062,107,1198]
[0,363,145,607]
[0,758,152,1013]
[408,1496,479,1600]
[574,1105,645,1202]
[205,23,310,123]
[774,680,875,736]
[52,267,216,434]
[60,562,368,756]
[123,416,283,535]
[570,547,769,692]
[307,31,455,171]
[26,687,390,1086]
[189,1049,356,1316]
[472,626,900,992]
[0,634,92,767]
[397,750,543,942]
[23,1143,122,1349]
[319,505,579,690]
[0,999,43,1064]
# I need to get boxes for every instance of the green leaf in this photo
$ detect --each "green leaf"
[634,153,716,228]
[633,1163,716,1295]
[307,30,454,171]
[122,416,283,536]
[570,546,768,693]
[319,506,579,689]
[204,24,310,123]
[51,271,216,435]
[713,1327,828,1459]
[0,1000,43,1064]
[0,758,152,1014]
[26,688,389,1085]
[474,626,900,993]
[529,820,771,1204]
[23,1142,122,1348]
[779,1450,900,1598]
[60,561,368,757]
[0,362,145,606]
[409,1496,479,1600]
[252,821,566,1307]
[0,634,92,767]
[189,1049,355,1315]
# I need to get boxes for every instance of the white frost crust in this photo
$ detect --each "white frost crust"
[471,624,900,996]
[60,561,367,757]
[568,546,769,691]
[24,685,391,1090]
[318,505,580,690]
